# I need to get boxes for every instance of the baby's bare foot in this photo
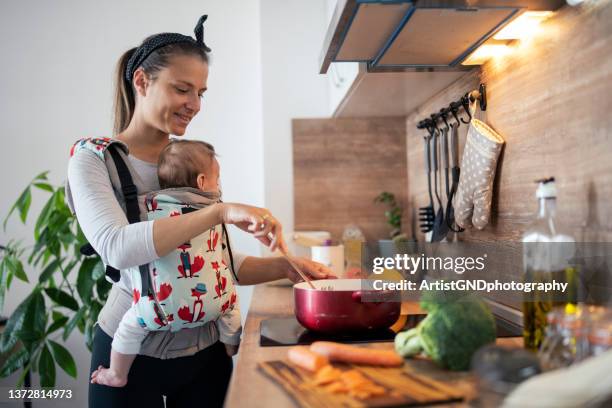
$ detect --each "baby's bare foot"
[90,365,127,388]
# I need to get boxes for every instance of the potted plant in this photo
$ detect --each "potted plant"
[373,192,408,258]
[0,171,109,387]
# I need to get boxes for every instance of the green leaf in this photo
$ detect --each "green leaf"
[8,257,28,283]
[38,344,55,387]
[42,249,53,267]
[3,186,29,229]
[0,347,29,378]
[46,316,69,335]
[16,362,33,388]
[19,291,46,345]
[62,259,78,279]
[34,195,55,241]
[85,322,94,351]
[0,262,6,314]
[96,277,111,300]
[92,261,105,280]
[38,259,60,283]
[33,170,50,181]
[14,261,28,283]
[53,188,66,211]
[0,294,32,353]
[76,258,98,304]
[3,172,49,230]
[58,232,75,247]
[88,301,103,323]
[33,182,54,193]
[31,348,39,372]
[75,225,87,246]
[5,271,13,292]
[30,228,48,264]
[52,311,65,321]
[44,288,78,311]
[77,315,86,333]
[18,188,32,224]
[63,307,85,341]
[47,209,67,232]
[48,340,77,378]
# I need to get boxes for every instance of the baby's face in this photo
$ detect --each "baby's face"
[198,158,220,193]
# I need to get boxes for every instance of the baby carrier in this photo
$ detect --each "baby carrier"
[70,137,238,332]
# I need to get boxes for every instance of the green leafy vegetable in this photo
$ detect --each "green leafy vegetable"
[395,285,496,371]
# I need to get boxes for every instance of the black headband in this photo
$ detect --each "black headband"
[125,14,211,83]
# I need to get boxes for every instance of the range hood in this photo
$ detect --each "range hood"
[320,0,565,73]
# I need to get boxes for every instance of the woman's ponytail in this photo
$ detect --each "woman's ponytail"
[113,47,137,135]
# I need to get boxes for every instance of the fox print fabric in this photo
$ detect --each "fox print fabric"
[131,191,238,332]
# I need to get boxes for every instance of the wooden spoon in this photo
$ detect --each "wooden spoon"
[279,248,316,289]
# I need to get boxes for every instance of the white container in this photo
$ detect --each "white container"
[311,244,345,278]
[291,231,331,258]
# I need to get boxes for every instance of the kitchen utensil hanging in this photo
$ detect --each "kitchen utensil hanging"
[431,125,450,242]
[446,121,464,233]
[416,83,488,235]
[418,131,435,233]
[431,111,452,242]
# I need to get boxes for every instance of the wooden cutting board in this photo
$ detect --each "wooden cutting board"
[258,360,466,408]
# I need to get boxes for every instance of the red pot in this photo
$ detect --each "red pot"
[294,279,400,334]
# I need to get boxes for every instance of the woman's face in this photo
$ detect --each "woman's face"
[137,54,208,136]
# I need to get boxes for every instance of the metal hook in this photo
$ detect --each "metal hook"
[460,95,472,124]
[416,83,486,134]
[439,108,450,132]
[449,102,462,127]
[425,121,435,138]
[430,114,441,134]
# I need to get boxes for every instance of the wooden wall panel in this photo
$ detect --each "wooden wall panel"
[293,118,407,243]
[405,1,612,307]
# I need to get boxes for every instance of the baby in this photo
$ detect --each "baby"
[91,139,241,387]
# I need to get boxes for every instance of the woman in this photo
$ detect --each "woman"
[66,15,332,408]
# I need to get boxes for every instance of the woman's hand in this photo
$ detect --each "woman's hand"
[284,257,337,283]
[218,203,287,252]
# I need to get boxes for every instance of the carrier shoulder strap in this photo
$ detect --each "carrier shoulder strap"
[222,223,238,283]
[77,141,152,296]
[106,145,153,296]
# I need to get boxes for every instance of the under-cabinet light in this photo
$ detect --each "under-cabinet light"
[461,44,511,66]
[493,11,554,40]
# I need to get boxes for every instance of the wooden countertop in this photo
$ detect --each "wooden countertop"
[224,283,522,408]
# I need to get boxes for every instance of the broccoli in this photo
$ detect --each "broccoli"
[395,287,496,371]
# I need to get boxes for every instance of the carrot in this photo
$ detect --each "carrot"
[340,370,370,388]
[325,381,348,393]
[288,346,329,372]
[310,341,404,367]
[313,365,342,385]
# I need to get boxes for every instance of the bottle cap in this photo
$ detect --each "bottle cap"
[536,177,556,199]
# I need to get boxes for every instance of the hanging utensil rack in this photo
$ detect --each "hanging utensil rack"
[416,83,487,132]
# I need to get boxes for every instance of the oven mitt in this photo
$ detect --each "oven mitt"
[453,116,504,230]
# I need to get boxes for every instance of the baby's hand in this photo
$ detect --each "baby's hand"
[90,365,127,388]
